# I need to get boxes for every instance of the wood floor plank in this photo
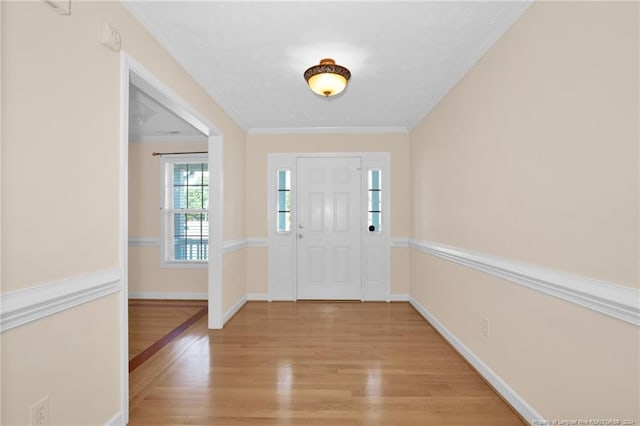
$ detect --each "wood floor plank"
[128,300,208,360]
[129,306,208,372]
[129,301,525,425]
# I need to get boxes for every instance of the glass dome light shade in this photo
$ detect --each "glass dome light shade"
[304,58,351,97]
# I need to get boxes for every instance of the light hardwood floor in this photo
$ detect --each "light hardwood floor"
[129,301,525,425]
[128,299,208,361]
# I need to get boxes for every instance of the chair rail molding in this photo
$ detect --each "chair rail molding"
[0,268,122,333]
[223,239,248,254]
[129,237,262,252]
[409,239,640,326]
[128,236,160,247]
[391,237,410,248]
[247,237,268,248]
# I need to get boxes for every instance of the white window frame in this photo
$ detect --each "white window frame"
[160,153,209,269]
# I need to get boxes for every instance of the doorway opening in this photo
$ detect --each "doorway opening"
[119,54,224,424]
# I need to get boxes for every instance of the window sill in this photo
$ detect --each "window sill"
[160,261,208,270]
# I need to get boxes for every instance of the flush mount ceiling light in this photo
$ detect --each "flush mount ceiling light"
[304,58,351,97]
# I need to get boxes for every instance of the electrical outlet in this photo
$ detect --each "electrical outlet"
[30,396,49,426]
[482,318,490,338]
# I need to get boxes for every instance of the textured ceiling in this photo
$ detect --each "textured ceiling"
[124,1,531,132]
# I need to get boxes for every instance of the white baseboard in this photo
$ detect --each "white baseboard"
[409,296,543,424]
[128,292,207,300]
[247,293,268,301]
[390,293,409,301]
[409,239,640,326]
[246,293,406,302]
[0,268,122,333]
[223,295,247,324]
[104,412,123,426]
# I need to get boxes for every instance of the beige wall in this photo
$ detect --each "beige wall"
[2,295,121,425]
[223,249,246,314]
[391,247,410,295]
[245,132,411,295]
[224,129,247,242]
[410,1,639,421]
[246,247,267,296]
[3,3,120,291]
[128,141,208,295]
[411,1,638,288]
[1,1,245,424]
[128,247,207,295]
[411,252,639,420]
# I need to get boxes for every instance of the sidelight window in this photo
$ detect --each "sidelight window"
[368,169,382,233]
[277,169,291,233]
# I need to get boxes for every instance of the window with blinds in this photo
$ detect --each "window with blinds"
[161,155,209,264]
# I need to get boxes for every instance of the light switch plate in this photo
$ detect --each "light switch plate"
[101,23,122,52]
[43,0,71,15]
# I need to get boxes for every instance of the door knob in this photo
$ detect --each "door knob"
[298,233,304,239]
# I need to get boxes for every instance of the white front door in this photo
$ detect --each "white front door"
[296,157,362,299]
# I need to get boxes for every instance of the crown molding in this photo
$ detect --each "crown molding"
[247,126,409,135]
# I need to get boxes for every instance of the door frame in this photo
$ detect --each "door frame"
[267,152,391,302]
[119,53,224,424]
